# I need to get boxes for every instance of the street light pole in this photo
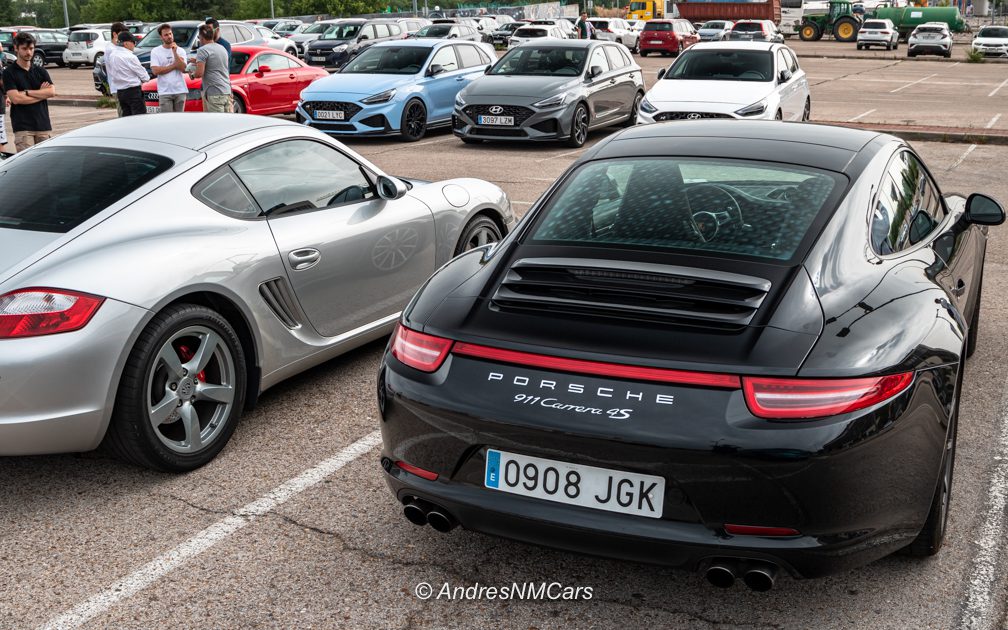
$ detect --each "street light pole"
[62,0,70,29]
[270,0,275,18]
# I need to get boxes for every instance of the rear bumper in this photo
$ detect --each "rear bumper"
[378,354,953,578]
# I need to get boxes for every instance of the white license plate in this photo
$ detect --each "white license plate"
[310,56,327,62]
[649,39,663,44]
[146,105,160,114]
[71,52,83,57]
[484,448,665,518]
[477,114,514,126]
[315,110,345,120]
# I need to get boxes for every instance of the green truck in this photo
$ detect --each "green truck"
[870,5,968,40]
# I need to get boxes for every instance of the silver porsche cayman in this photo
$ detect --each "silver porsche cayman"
[0,114,513,471]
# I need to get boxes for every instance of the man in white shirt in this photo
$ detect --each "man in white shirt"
[149,23,188,112]
[105,31,150,116]
[104,22,126,115]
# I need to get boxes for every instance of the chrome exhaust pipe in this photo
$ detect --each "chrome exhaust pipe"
[402,500,428,527]
[742,563,778,592]
[426,509,457,533]
[705,562,737,589]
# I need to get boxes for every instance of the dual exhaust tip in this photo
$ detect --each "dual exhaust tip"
[403,498,457,533]
[706,560,778,591]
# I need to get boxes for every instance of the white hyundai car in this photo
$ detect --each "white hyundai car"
[638,41,810,123]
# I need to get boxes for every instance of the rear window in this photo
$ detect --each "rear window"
[701,21,727,29]
[69,31,97,42]
[529,158,840,262]
[643,22,673,31]
[861,21,887,29]
[591,20,610,29]
[733,22,764,32]
[515,28,547,37]
[916,26,946,34]
[0,147,173,233]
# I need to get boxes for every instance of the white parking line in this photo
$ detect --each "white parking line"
[536,149,583,163]
[890,73,938,93]
[989,77,1008,97]
[948,145,977,171]
[959,378,1008,630]
[949,62,961,68]
[512,201,536,206]
[847,109,877,122]
[39,431,383,630]
[986,113,1002,129]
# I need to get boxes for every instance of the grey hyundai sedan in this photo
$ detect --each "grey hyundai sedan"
[0,114,513,471]
[452,39,645,147]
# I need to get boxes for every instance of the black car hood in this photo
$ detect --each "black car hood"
[404,242,824,376]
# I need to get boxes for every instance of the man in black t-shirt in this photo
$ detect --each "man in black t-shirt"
[2,32,55,152]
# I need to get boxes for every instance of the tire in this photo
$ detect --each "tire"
[624,91,643,127]
[400,99,427,142]
[944,50,952,58]
[966,276,982,359]
[566,102,589,148]
[904,358,961,557]
[857,43,863,50]
[640,50,648,57]
[674,41,684,57]
[802,97,811,122]
[631,37,640,54]
[775,109,783,121]
[800,22,821,42]
[232,95,246,114]
[894,41,899,49]
[834,17,860,43]
[454,215,502,256]
[103,304,247,472]
[68,62,80,69]
[92,52,103,67]
[908,50,916,58]
[31,51,45,68]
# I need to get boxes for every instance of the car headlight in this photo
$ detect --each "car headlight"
[455,91,466,107]
[361,88,396,104]
[333,44,348,52]
[735,98,767,117]
[532,93,567,108]
[639,95,658,114]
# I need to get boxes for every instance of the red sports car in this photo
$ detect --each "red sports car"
[142,45,328,114]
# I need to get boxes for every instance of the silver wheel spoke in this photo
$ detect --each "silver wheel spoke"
[184,331,221,375]
[150,393,178,428]
[157,344,185,378]
[196,383,235,405]
[477,230,489,247]
[180,403,203,452]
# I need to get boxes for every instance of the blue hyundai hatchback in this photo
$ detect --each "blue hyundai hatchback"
[297,39,496,141]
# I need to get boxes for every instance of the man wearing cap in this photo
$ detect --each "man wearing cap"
[105,31,149,116]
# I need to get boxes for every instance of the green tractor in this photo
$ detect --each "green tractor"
[799,0,863,42]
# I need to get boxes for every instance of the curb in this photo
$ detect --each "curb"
[51,97,102,107]
[820,120,1008,145]
[802,53,1008,63]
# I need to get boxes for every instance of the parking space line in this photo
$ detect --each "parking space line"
[948,145,977,171]
[847,109,877,122]
[986,114,1002,129]
[39,431,383,630]
[989,77,1008,97]
[959,377,1008,630]
[536,149,583,163]
[890,73,938,93]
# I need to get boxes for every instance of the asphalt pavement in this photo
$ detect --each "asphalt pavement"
[2,45,1008,630]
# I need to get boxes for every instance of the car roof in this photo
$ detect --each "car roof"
[371,38,467,48]
[55,113,302,151]
[507,37,595,48]
[580,121,885,175]
[689,40,778,51]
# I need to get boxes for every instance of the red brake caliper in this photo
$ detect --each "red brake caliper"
[176,344,206,382]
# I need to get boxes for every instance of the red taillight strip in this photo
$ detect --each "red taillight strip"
[724,524,801,537]
[452,342,741,389]
[395,460,439,481]
[742,372,914,419]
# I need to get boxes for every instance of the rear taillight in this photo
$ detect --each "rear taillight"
[391,323,453,372]
[0,288,105,339]
[742,373,913,419]
[880,30,891,34]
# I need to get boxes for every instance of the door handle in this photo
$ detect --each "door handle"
[609,78,616,84]
[953,280,967,297]
[288,248,321,271]
[288,74,296,79]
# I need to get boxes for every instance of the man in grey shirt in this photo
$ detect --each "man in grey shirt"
[193,24,232,113]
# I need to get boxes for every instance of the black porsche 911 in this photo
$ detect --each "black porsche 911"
[376,121,1004,590]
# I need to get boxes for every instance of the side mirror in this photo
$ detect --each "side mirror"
[377,175,409,200]
[358,34,369,41]
[589,65,603,79]
[657,67,666,79]
[484,63,492,74]
[778,69,791,83]
[966,193,1006,225]
[258,64,272,73]
[427,63,444,76]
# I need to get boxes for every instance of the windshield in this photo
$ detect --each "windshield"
[978,26,1008,38]
[341,46,432,73]
[492,46,586,75]
[303,22,331,34]
[322,24,361,39]
[629,1,649,10]
[665,49,773,81]
[0,147,173,233]
[416,24,452,37]
[138,26,197,48]
[701,21,727,29]
[530,158,840,262]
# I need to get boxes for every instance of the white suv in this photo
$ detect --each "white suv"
[63,28,111,68]
[857,19,898,50]
[908,22,952,58]
[588,18,641,53]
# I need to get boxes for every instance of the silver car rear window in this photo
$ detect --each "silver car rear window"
[0,147,173,233]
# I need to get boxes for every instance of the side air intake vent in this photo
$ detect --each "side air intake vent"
[492,258,771,330]
[259,278,303,329]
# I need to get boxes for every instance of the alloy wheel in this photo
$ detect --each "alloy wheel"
[571,105,588,146]
[146,325,237,454]
[405,102,427,140]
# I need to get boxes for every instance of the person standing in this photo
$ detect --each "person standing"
[105,31,148,116]
[193,24,232,113]
[204,18,232,58]
[105,22,127,116]
[2,32,55,152]
[149,24,188,112]
[576,12,594,39]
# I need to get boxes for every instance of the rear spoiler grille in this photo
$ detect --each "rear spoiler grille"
[491,258,771,330]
